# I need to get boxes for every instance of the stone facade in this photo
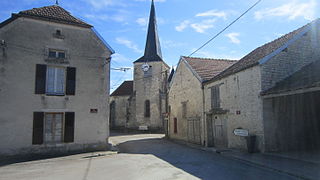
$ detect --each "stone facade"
[110,95,130,129]
[168,60,204,144]
[203,20,320,152]
[204,66,264,151]
[0,7,114,156]
[130,61,169,130]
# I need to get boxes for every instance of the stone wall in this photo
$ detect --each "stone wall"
[0,18,112,156]
[204,66,264,151]
[168,60,204,144]
[261,23,320,91]
[110,95,130,129]
[131,61,169,130]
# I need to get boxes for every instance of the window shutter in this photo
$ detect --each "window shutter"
[35,64,47,94]
[64,112,75,143]
[66,67,76,95]
[32,112,44,145]
[211,87,215,109]
[216,86,220,108]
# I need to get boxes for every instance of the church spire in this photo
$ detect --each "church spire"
[135,0,163,63]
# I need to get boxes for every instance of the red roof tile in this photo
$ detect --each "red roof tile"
[183,56,237,81]
[17,5,91,28]
[208,19,319,83]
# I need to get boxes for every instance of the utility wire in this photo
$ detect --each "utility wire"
[188,0,262,57]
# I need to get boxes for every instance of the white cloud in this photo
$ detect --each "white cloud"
[226,32,241,44]
[115,37,143,54]
[196,10,227,19]
[136,17,148,26]
[175,20,190,32]
[190,19,216,33]
[161,39,187,49]
[112,53,130,62]
[254,0,317,21]
[84,0,115,9]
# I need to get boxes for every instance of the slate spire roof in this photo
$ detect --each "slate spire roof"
[1,5,92,28]
[135,0,163,63]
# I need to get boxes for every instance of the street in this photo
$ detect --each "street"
[0,133,300,180]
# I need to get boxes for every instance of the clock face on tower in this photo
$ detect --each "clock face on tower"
[141,63,150,72]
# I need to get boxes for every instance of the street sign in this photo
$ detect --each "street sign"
[233,129,249,137]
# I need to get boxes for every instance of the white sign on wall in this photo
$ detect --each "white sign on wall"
[233,129,249,137]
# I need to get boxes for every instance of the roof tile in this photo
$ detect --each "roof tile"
[183,56,237,81]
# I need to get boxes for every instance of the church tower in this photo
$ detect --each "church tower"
[130,0,169,131]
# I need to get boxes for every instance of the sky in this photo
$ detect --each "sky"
[0,0,319,92]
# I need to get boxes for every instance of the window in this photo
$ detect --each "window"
[48,49,66,59]
[211,85,220,109]
[46,66,65,95]
[145,100,150,117]
[44,113,63,143]
[35,64,76,96]
[32,112,75,145]
[174,118,178,133]
[182,102,187,118]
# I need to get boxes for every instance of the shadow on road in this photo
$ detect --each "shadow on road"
[115,136,297,180]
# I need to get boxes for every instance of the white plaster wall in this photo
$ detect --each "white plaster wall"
[0,18,112,155]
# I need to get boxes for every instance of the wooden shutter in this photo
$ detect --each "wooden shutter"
[211,86,220,109]
[66,67,76,95]
[32,112,44,145]
[64,112,75,143]
[145,100,150,117]
[35,64,47,94]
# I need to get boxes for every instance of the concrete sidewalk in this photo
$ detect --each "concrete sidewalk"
[170,139,320,180]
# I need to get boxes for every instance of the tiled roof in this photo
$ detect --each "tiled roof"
[16,5,91,28]
[207,20,318,83]
[111,81,133,97]
[261,60,320,95]
[183,56,237,81]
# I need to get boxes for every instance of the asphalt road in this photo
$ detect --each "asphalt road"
[0,133,300,180]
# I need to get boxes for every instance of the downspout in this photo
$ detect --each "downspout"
[201,83,206,146]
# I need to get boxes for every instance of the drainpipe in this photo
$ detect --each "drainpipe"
[201,83,207,146]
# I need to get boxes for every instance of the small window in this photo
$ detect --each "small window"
[46,66,65,95]
[182,102,187,118]
[145,100,150,118]
[174,118,177,134]
[56,30,61,36]
[211,85,220,109]
[48,49,66,59]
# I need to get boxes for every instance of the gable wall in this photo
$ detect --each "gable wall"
[168,60,203,143]
[261,23,320,91]
[0,18,111,155]
[204,66,264,151]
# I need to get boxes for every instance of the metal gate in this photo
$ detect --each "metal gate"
[187,117,201,144]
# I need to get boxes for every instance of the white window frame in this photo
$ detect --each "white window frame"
[48,49,66,59]
[46,66,66,95]
[44,112,64,144]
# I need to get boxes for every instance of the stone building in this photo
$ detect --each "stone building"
[110,0,169,131]
[204,19,320,152]
[110,81,133,129]
[168,56,236,145]
[0,5,114,156]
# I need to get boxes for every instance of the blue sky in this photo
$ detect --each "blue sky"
[1,0,319,91]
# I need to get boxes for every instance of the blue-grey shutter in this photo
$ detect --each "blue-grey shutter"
[32,112,44,145]
[64,112,75,143]
[66,67,76,95]
[35,64,47,94]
